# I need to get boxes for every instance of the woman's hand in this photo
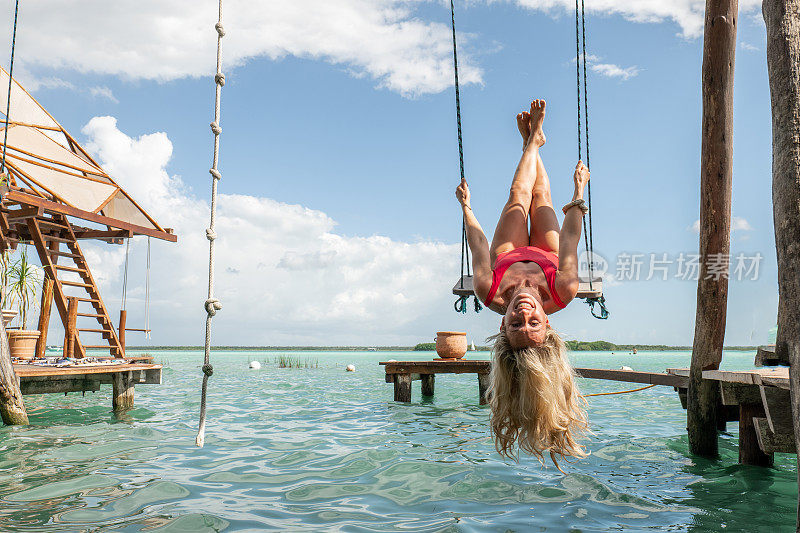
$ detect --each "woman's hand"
[573,161,590,199]
[455,178,471,208]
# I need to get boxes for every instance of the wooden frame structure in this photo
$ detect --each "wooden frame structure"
[0,67,176,360]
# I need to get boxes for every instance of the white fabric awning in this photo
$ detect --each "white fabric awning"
[0,67,164,233]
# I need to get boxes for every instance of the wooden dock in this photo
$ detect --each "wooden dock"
[668,366,793,465]
[13,361,162,411]
[380,359,794,466]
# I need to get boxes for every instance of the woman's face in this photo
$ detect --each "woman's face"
[504,288,548,348]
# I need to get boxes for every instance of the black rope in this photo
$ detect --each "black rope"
[450,0,471,300]
[575,0,590,287]
[2,0,20,175]
[580,0,595,291]
[575,0,608,320]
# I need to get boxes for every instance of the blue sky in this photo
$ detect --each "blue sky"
[0,0,778,346]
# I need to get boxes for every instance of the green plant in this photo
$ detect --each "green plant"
[7,247,43,329]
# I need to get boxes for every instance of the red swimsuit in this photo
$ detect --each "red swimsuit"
[484,246,566,309]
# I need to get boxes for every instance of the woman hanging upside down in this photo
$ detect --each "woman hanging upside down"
[455,99,589,467]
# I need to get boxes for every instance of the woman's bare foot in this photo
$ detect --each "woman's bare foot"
[527,99,546,148]
[516,111,530,149]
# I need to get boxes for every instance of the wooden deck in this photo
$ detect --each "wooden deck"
[13,361,162,410]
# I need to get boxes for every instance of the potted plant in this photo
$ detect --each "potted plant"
[6,247,43,359]
[0,249,16,327]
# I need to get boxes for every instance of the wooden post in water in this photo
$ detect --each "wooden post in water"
[0,317,28,425]
[763,0,800,524]
[478,373,490,405]
[421,374,435,397]
[63,297,77,359]
[687,0,738,458]
[112,370,134,411]
[394,374,412,402]
[35,277,54,359]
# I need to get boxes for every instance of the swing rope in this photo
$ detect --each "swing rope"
[196,0,225,448]
[575,0,608,320]
[1,0,20,176]
[121,238,130,312]
[450,0,481,314]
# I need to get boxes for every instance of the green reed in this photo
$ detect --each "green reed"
[274,355,319,368]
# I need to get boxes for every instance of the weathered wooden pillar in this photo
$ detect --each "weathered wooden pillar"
[35,277,54,359]
[393,374,412,402]
[118,309,127,358]
[63,297,77,358]
[112,370,134,411]
[0,318,27,425]
[763,0,800,525]
[421,374,435,396]
[478,373,490,405]
[688,0,738,458]
[739,402,774,466]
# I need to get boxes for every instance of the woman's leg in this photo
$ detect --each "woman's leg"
[490,100,546,263]
[529,154,561,253]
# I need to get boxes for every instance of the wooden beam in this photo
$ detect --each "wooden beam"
[35,277,54,359]
[0,318,28,425]
[740,403,774,466]
[688,0,738,459]
[63,297,77,359]
[118,309,126,358]
[5,206,42,222]
[754,417,796,454]
[719,382,762,406]
[72,229,132,240]
[6,190,177,242]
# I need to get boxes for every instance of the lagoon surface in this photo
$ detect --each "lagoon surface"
[0,350,795,532]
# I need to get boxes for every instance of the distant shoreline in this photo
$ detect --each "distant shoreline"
[124,344,761,352]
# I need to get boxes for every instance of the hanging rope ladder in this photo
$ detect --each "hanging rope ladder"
[196,0,225,448]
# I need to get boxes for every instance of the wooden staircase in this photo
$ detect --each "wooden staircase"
[27,215,123,358]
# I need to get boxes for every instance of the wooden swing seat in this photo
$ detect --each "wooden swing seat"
[452,275,602,300]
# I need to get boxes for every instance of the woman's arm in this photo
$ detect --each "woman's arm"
[455,179,492,298]
[556,162,590,300]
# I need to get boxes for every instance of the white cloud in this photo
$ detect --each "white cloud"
[689,216,752,234]
[513,0,761,38]
[2,0,482,97]
[77,117,463,344]
[740,41,760,52]
[88,86,118,103]
[574,54,639,81]
[591,62,639,80]
[732,216,753,231]
[0,0,764,98]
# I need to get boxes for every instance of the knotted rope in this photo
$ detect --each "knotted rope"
[196,0,225,448]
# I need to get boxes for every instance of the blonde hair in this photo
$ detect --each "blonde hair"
[487,327,587,469]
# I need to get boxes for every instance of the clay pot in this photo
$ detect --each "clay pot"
[1,309,17,327]
[7,330,40,360]
[435,331,468,359]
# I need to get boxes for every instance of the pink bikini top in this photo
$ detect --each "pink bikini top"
[484,246,566,309]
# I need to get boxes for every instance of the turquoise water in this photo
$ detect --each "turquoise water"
[0,350,796,532]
